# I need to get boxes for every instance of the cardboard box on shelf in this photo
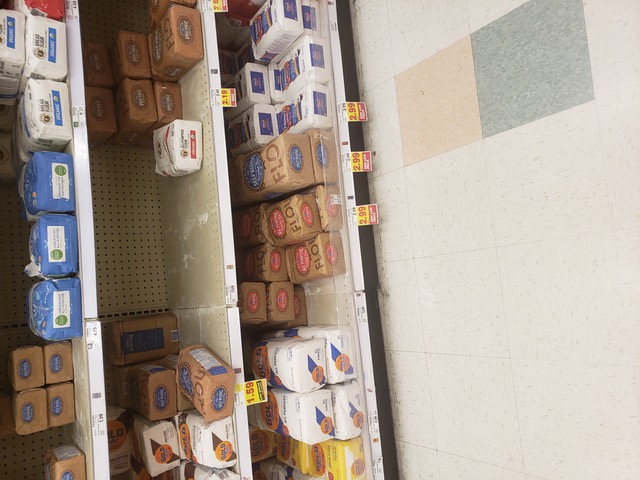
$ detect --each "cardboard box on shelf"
[149,0,197,28]
[239,282,267,326]
[43,341,73,384]
[233,206,267,248]
[242,243,289,283]
[131,365,177,421]
[111,30,151,83]
[261,192,323,247]
[112,363,141,409]
[9,345,44,391]
[44,445,86,480]
[266,281,295,324]
[149,5,203,82]
[82,42,115,88]
[175,411,237,468]
[308,129,339,185]
[46,381,75,427]
[286,232,346,284]
[312,184,343,232]
[176,345,235,422]
[85,86,117,147]
[133,415,181,476]
[109,312,180,366]
[107,406,134,476]
[113,78,157,146]
[13,388,47,435]
[156,355,196,412]
[152,81,183,129]
[0,392,15,437]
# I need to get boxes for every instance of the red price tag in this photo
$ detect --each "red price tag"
[342,102,368,122]
[220,88,237,107]
[349,151,372,172]
[355,204,379,226]
[211,0,229,12]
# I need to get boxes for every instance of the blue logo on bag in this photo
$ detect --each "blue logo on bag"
[154,386,168,411]
[21,403,34,423]
[283,0,298,20]
[316,142,328,168]
[258,112,274,136]
[52,90,63,126]
[313,91,327,116]
[61,471,73,480]
[309,44,325,68]
[244,153,264,191]
[18,360,31,379]
[47,27,57,63]
[7,17,16,49]
[289,145,303,172]
[302,5,317,31]
[250,71,266,95]
[179,366,193,396]
[50,354,62,373]
[50,396,63,416]
[212,387,227,411]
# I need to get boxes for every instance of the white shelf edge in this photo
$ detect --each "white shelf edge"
[327,1,366,293]
[200,5,252,480]
[66,11,109,480]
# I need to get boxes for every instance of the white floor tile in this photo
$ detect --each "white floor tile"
[438,452,525,480]
[614,228,640,366]
[352,0,394,93]
[498,233,630,365]
[414,248,509,357]
[362,79,405,178]
[377,260,425,353]
[583,0,640,99]
[405,142,495,257]
[388,0,470,76]
[512,360,640,480]
[387,351,437,448]
[597,85,640,229]
[484,102,611,245]
[370,170,413,263]
[428,355,524,470]
[467,0,530,32]
[396,442,440,480]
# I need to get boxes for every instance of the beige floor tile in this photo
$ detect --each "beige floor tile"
[397,442,440,480]
[438,452,525,480]
[396,37,482,165]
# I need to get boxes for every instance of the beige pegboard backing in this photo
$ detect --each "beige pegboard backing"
[80,0,148,42]
[0,329,66,478]
[0,183,37,327]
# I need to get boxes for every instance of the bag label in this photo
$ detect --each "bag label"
[53,291,71,329]
[190,347,228,376]
[250,71,265,95]
[7,16,16,49]
[47,225,66,263]
[120,328,165,354]
[52,90,63,127]
[47,27,57,63]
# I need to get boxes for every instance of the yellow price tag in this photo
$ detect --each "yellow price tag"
[211,0,229,12]
[349,151,372,172]
[355,204,379,226]
[220,88,237,108]
[343,102,368,122]
[235,379,268,406]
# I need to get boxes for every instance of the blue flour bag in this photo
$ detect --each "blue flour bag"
[25,214,78,278]
[20,151,75,220]
[29,277,83,341]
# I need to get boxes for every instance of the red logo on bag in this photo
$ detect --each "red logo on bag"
[325,242,339,265]
[301,202,314,227]
[276,289,289,312]
[247,290,260,313]
[295,246,311,275]
[270,208,286,239]
[270,250,282,273]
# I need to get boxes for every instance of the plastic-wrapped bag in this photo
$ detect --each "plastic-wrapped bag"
[28,277,82,340]
[25,214,78,278]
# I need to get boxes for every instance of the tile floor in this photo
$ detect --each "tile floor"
[351,0,640,478]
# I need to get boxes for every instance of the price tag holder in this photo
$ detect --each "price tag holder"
[339,102,368,122]
[220,88,237,107]
[355,304,368,324]
[225,284,237,306]
[368,410,380,435]
[65,0,79,22]
[349,204,379,227]
[373,457,384,475]
[211,0,229,12]
[72,106,86,129]
[349,151,372,172]
[234,379,268,407]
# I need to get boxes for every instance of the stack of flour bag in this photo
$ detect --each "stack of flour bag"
[105,312,241,479]
[0,1,83,343]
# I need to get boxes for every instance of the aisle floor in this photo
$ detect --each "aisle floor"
[351,0,640,478]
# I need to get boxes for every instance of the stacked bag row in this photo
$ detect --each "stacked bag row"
[104,313,240,478]
[82,0,205,178]
[1,341,74,436]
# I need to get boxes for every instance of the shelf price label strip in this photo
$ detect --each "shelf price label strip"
[343,151,373,173]
[65,0,79,22]
[348,204,379,227]
[234,379,268,407]
[202,0,228,12]
[211,88,237,108]
[339,101,368,122]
